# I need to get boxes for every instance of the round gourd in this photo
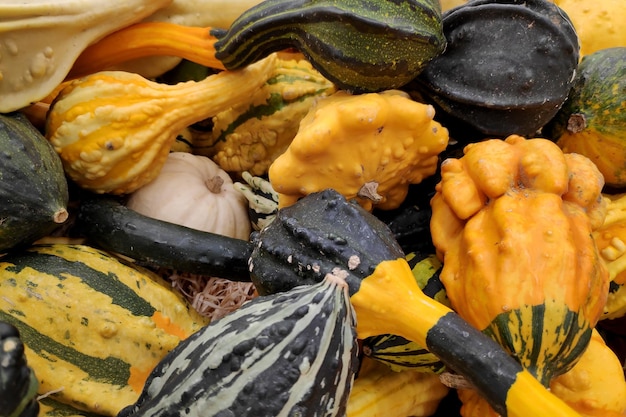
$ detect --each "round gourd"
[0,112,69,253]
[545,47,626,188]
[412,0,579,138]
[126,152,251,240]
[554,0,626,58]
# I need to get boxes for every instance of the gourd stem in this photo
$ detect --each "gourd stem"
[67,22,226,80]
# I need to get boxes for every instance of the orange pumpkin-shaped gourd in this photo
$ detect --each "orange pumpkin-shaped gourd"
[430,135,609,386]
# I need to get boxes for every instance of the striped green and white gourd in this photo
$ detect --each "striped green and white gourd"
[117,275,359,417]
[0,244,209,416]
[211,0,446,92]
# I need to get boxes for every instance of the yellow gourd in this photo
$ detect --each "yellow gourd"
[346,357,449,417]
[45,54,276,194]
[553,0,626,58]
[592,192,626,319]
[268,90,449,211]
[430,135,609,386]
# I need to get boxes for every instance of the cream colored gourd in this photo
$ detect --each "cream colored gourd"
[126,152,251,240]
[0,0,171,112]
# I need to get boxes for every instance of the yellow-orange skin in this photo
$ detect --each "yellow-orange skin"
[269,90,449,211]
[431,135,608,329]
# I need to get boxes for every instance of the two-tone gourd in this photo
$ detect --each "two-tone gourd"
[545,47,626,188]
[430,135,609,387]
[117,274,358,417]
[66,0,446,94]
[0,244,208,416]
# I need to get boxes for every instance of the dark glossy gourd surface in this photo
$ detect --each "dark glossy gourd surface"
[412,0,579,138]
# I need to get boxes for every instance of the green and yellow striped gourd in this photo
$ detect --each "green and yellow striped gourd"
[0,244,208,416]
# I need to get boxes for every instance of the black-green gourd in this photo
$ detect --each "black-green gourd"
[212,0,446,92]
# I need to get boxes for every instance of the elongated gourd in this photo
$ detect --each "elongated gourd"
[212,0,446,92]
[0,0,170,112]
[117,274,358,417]
[46,55,275,194]
[0,244,208,416]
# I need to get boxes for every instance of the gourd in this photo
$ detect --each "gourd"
[190,56,337,176]
[126,152,251,240]
[0,244,209,416]
[0,0,170,113]
[67,22,226,81]
[550,329,626,417]
[545,47,626,188]
[0,112,69,253]
[411,0,579,138]
[591,192,626,320]
[248,188,585,417]
[554,0,626,58]
[268,90,449,211]
[234,172,280,231]
[80,188,587,416]
[430,135,609,386]
[345,356,449,417]
[117,274,359,417]
[458,329,626,417]
[0,321,39,417]
[45,54,276,195]
[212,0,446,93]
[361,252,448,374]
[77,195,253,280]
[94,0,266,78]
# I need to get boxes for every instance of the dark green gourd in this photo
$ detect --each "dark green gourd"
[411,0,579,138]
[0,322,39,417]
[117,275,358,417]
[0,112,69,253]
[212,0,446,93]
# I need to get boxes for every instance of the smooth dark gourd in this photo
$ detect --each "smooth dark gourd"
[212,0,446,93]
[0,112,69,253]
[411,0,579,138]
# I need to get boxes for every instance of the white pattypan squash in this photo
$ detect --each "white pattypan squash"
[127,152,251,240]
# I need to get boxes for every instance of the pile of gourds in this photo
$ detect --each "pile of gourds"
[1,0,625,416]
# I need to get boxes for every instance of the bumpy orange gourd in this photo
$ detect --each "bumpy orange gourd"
[269,90,449,211]
[430,135,609,386]
[592,192,626,320]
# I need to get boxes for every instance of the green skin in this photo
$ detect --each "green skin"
[212,0,446,92]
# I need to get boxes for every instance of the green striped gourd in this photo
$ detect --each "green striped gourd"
[361,252,448,373]
[0,244,209,416]
[212,0,446,92]
[117,275,358,417]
